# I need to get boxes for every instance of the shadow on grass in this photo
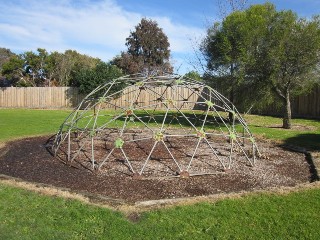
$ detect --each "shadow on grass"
[284,133,320,151]
[283,133,320,182]
[118,112,238,130]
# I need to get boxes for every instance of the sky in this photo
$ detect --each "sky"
[0,0,319,74]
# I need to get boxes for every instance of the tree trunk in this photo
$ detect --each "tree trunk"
[282,89,292,129]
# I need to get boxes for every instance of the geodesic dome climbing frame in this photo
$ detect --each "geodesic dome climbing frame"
[52,73,260,178]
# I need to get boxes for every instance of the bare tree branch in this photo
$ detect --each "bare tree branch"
[218,0,249,18]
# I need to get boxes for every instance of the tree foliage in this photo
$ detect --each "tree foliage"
[20,48,49,86]
[113,18,173,74]
[46,50,101,86]
[0,47,16,87]
[184,70,202,81]
[0,48,15,71]
[202,3,320,128]
[1,55,24,86]
[111,52,142,75]
[75,62,123,94]
[1,49,101,87]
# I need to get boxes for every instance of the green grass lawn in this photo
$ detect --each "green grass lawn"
[1,183,320,240]
[0,109,320,239]
[244,114,320,150]
[0,109,71,142]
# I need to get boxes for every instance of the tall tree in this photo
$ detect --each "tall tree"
[255,13,320,128]
[116,18,173,74]
[202,3,320,128]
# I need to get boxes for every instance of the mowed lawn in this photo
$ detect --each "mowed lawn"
[0,109,320,239]
[0,109,71,142]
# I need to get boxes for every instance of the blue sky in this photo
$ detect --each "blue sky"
[0,0,319,74]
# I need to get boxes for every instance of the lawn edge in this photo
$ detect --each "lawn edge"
[1,172,320,215]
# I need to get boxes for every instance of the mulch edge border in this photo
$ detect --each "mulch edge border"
[1,172,320,214]
[281,144,320,181]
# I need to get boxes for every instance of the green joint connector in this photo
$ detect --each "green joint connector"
[90,130,96,137]
[175,79,184,85]
[135,81,144,86]
[205,100,214,107]
[115,138,124,148]
[154,132,164,141]
[196,129,206,138]
[249,137,255,143]
[166,99,175,105]
[229,132,237,140]
[98,97,106,103]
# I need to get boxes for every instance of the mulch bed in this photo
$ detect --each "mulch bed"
[0,136,313,203]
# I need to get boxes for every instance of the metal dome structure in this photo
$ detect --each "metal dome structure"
[52,73,260,178]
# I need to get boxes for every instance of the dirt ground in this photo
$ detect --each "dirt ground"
[0,136,314,203]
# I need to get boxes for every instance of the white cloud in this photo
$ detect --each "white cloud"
[154,16,205,53]
[0,23,31,39]
[0,0,204,71]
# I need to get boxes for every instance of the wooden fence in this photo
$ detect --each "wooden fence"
[0,86,319,118]
[98,85,203,110]
[292,86,320,117]
[259,86,320,119]
[0,87,83,109]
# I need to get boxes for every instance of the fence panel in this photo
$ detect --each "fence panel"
[0,86,319,118]
[0,87,83,109]
[260,86,320,118]
[293,86,320,117]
